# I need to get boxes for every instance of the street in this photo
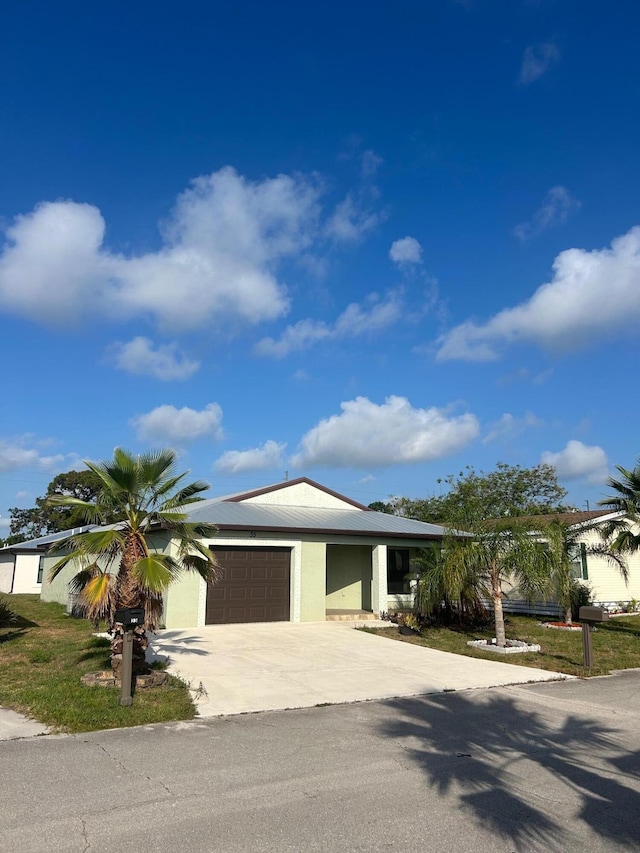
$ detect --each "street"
[2,672,640,853]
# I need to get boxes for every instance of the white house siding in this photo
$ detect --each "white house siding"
[0,553,14,593]
[579,526,640,605]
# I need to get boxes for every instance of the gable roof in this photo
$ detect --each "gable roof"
[184,499,447,540]
[0,479,451,549]
[515,510,624,528]
[207,477,370,510]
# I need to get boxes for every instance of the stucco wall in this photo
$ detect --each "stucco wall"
[11,553,42,594]
[163,570,202,629]
[325,544,372,610]
[41,555,80,606]
[299,541,326,621]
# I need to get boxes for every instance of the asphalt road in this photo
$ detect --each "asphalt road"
[2,672,640,853]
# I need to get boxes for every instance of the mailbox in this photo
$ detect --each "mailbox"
[579,606,609,623]
[114,608,145,629]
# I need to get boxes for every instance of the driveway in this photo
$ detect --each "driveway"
[149,621,567,716]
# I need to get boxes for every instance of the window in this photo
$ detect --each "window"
[569,543,588,580]
[387,549,410,594]
[37,555,45,585]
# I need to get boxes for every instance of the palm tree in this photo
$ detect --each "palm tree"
[48,448,220,677]
[598,458,640,557]
[434,520,552,647]
[540,519,627,625]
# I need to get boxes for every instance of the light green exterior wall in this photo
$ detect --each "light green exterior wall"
[163,570,202,629]
[40,555,78,605]
[299,541,326,621]
[40,533,174,609]
[325,544,372,610]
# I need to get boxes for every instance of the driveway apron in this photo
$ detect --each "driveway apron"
[149,622,568,716]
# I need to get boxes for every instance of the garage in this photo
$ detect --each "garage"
[205,546,291,624]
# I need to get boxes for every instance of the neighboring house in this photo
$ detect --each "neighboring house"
[502,510,640,615]
[0,527,95,595]
[38,478,447,627]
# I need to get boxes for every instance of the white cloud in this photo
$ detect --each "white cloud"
[15,491,29,499]
[518,42,560,85]
[0,436,67,473]
[130,403,223,444]
[483,412,542,444]
[290,395,479,468]
[540,440,608,483]
[389,236,423,266]
[0,167,328,331]
[0,517,10,530]
[361,150,383,179]
[255,291,403,358]
[324,193,383,243]
[514,186,580,241]
[108,337,200,381]
[215,440,286,474]
[436,227,640,361]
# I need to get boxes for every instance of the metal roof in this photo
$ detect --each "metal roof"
[186,501,447,540]
[0,525,96,553]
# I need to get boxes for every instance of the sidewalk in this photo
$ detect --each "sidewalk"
[0,707,49,741]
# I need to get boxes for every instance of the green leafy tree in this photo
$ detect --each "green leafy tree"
[48,448,220,676]
[385,463,572,526]
[598,457,640,557]
[9,470,120,539]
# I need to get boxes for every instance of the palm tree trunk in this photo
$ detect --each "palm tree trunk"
[110,535,149,679]
[492,565,506,647]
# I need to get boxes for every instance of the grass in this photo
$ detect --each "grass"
[0,595,196,733]
[362,614,640,677]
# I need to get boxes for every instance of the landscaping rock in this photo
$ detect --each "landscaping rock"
[467,638,541,655]
[81,670,168,689]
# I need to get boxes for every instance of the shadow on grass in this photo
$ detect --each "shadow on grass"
[0,628,30,644]
[599,622,640,639]
[76,636,112,667]
[379,691,640,850]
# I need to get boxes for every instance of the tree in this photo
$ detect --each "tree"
[598,457,640,557]
[431,519,553,646]
[48,448,220,676]
[382,463,572,526]
[536,519,627,625]
[9,470,120,540]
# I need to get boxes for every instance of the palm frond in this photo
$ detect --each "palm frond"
[130,555,181,592]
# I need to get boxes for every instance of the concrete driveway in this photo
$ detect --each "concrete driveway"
[149,621,568,716]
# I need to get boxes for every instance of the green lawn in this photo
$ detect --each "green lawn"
[0,595,195,733]
[363,614,640,677]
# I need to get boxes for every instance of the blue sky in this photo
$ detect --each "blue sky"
[1,0,639,528]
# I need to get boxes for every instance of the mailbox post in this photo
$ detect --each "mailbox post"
[114,608,145,707]
[578,606,609,669]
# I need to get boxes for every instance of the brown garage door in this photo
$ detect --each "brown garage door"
[205,547,291,624]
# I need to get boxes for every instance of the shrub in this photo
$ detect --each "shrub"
[570,580,594,621]
[0,595,17,628]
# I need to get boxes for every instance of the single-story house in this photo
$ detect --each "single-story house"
[38,477,448,627]
[0,527,94,596]
[502,509,640,615]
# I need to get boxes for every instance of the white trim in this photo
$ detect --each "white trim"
[371,544,387,616]
[197,577,207,627]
